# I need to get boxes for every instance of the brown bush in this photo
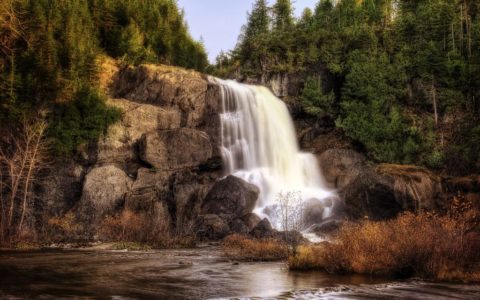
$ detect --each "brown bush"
[289,211,480,282]
[42,212,83,243]
[98,209,195,248]
[222,234,287,261]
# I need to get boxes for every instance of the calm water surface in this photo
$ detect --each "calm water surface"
[0,246,479,299]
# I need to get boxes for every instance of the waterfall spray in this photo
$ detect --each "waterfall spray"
[216,79,337,232]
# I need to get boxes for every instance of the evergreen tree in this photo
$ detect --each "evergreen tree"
[273,0,294,32]
[237,0,271,74]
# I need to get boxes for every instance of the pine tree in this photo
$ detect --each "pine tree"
[272,0,294,32]
[237,0,270,74]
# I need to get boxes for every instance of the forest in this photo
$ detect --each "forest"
[0,0,208,155]
[215,0,480,175]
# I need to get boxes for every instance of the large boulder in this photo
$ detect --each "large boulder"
[97,98,182,165]
[113,64,215,128]
[339,162,444,220]
[197,214,230,240]
[78,165,133,221]
[201,175,260,220]
[250,218,275,238]
[139,128,213,171]
[340,168,401,220]
[125,168,171,212]
[375,164,443,211]
[318,149,367,189]
[315,148,445,220]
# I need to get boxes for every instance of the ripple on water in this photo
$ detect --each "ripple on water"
[1,248,479,300]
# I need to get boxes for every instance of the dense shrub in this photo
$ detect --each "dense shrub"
[48,87,121,155]
[222,234,287,261]
[288,211,480,282]
[99,209,195,249]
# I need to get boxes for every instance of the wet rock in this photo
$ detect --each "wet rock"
[250,218,275,238]
[241,213,262,231]
[139,128,213,171]
[229,219,250,234]
[202,176,259,221]
[303,199,328,226]
[375,164,443,211]
[197,214,230,240]
[309,218,342,235]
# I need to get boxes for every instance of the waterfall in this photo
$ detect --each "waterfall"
[217,79,337,231]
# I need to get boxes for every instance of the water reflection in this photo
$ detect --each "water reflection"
[0,247,478,299]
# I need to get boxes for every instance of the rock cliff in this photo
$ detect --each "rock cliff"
[42,61,227,237]
[40,60,478,241]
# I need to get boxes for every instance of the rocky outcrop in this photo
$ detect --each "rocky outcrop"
[198,176,261,240]
[318,149,444,220]
[201,175,259,220]
[139,128,212,170]
[40,61,224,237]
[78,165,134,224]
[318,149,366,190]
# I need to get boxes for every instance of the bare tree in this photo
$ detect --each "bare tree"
[0,117,49,245]
[276,191,305,255]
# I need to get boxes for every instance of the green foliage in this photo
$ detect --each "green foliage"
[300,76,335,118]
[49,87,121,156]
[0,0,207,154]
[217,0,480,173]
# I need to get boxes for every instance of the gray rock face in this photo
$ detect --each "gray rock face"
[38,62,224,239]
[80,165,133,217]
[315,148,444,220]
[250,218,275,238]
[202,175,259,220]
[197,214,230,240]
[97,98,182,165]
[318,149,367,189]
[139,128,213,170]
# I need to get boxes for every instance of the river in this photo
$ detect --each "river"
[0,246,479,299]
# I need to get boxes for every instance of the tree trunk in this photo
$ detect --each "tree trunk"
[432,78,438,128]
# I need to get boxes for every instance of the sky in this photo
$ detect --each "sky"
[177,0,319,63]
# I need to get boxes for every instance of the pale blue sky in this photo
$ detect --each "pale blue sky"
[177,0,319,63]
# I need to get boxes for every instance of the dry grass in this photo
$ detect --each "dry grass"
[289,210,480,282]
[99,209,195,249]
[42,212,83,243]
[222,234,288,261]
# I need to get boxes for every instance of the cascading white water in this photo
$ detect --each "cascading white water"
[217,79,336,231]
